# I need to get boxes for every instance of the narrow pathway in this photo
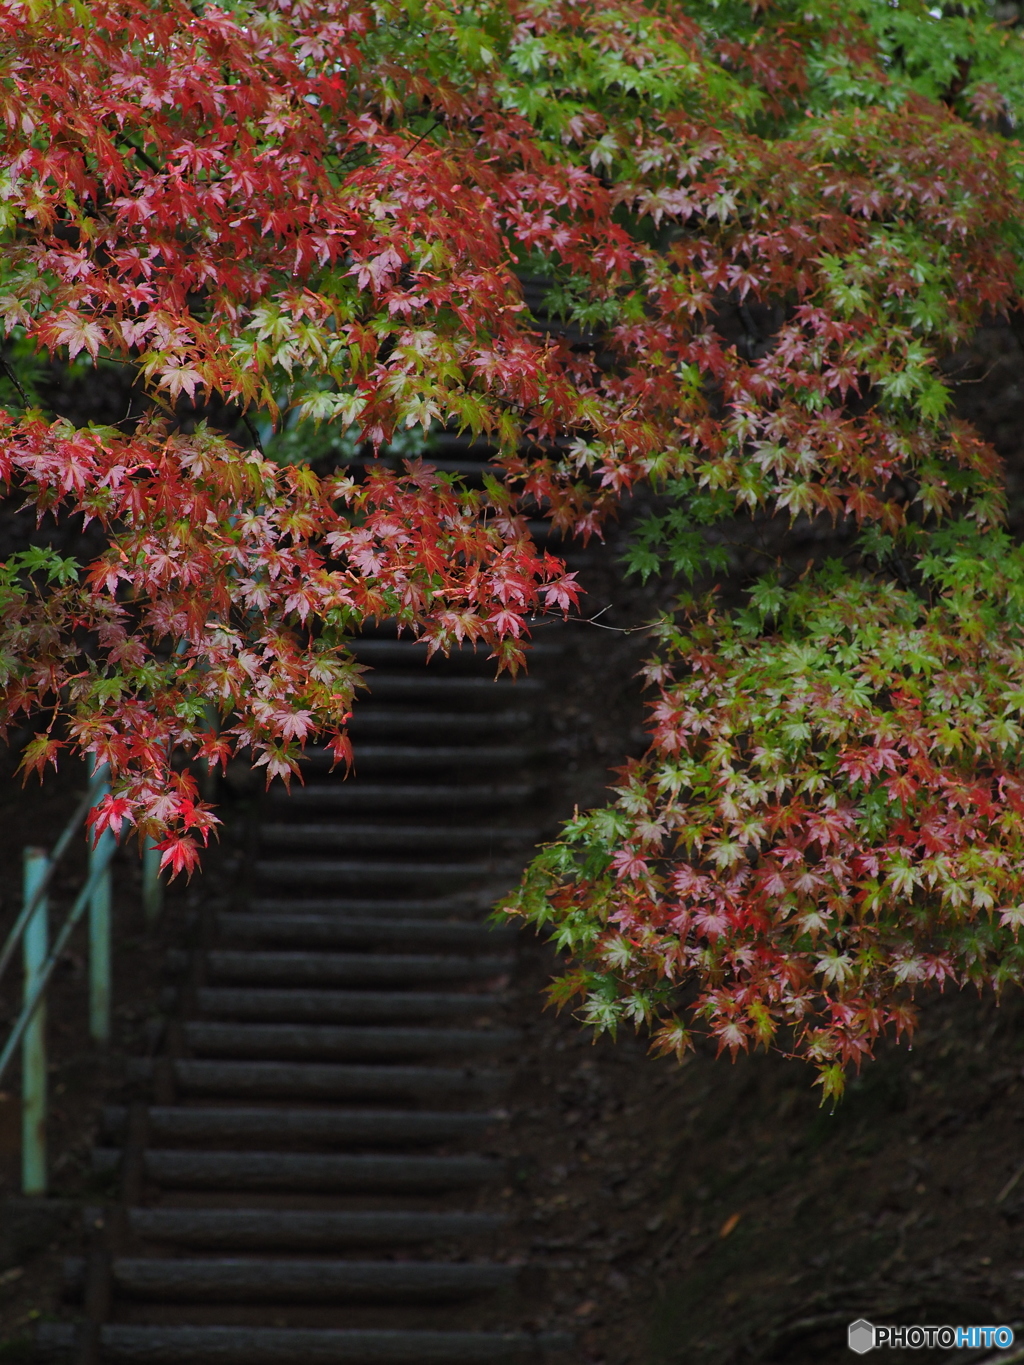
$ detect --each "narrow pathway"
[38,609,576,1360]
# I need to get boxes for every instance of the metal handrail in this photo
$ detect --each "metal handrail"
[0,757,171,1195]
[1,756,170,1192]
[0,767,106,985]
[0,835,119,1085]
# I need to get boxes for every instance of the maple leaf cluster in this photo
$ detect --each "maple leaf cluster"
[508,534,1024,1100]
[1,0,611,870]
[487,1,1024,1088]
[2,0,1024,1082]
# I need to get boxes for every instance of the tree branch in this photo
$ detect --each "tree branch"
[0,354,29,406]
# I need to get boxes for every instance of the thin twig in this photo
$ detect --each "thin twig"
[574,618,653,634]
[566,606,654,634]
[119,136,160,174]
[242,411,265,453]
[405,116,443,156]
[0,355,29,406]
[995,1159,1024,1204]
[526,605,652,634]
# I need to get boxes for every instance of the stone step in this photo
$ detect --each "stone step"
[122,1207,507,1250]
[92,1149,503,1192]
[64,1256,517,1302]
[213,916,516,952]
[102,1106,500,1148]
[302,745,544,771]
[349,640,562,665]
[41,618,566,1360]
[251,860,513,889]
[264,784,538,811]
[183,1021,520,1062]
[364,674,544,700]
[194,988,507,1023]
[245,896,498,920]
[347,709,532,737]
[204,951,513,987]
[525,519,569,540]
[36,1323,572,1363]
[255,824,540,853]
[126,1058,506,1102]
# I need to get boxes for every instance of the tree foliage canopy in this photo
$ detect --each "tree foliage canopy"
[2,0,1024,1090]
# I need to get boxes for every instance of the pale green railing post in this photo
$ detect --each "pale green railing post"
[88,761,113,1047]
[22,848,49,1196]
[142,836,163,928]
[201,701,219,803]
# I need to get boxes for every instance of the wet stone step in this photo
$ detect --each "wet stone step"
[64,1256,517,1303]
[122,1207,508,1250]
[193,987,508,1024]
[251,860,515,889]
[265,784,538,811]
[36,1322,572,1363]
[301,745,543,771]
[348,640,563,664]
[103,1106,501,1148]
[245,896,500,920]
[183,1021,520,1062]
[255,824,540,853]
[92,1148,504,1192]
[126,1058,507,1101]
[213,915,517,951]
[203,951,514,987]
[363,673,545,700]
[40,625,569,1365]
[347,709,533,736]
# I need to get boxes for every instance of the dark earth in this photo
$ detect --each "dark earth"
[2,321,1024,1365]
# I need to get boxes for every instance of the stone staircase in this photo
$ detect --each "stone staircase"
[37,554,577,1361]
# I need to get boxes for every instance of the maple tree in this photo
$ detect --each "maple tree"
[498,1,1024,1096]
[2,0,1024,1090]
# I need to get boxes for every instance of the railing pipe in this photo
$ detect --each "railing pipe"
[21,848,49,1196]
[88,760,113,1046]
[0,836,118,1087]
[0,769,105,985]
[142,835,163,928]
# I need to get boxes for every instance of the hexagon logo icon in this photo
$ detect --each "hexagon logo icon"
[848,1320,875,1354]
